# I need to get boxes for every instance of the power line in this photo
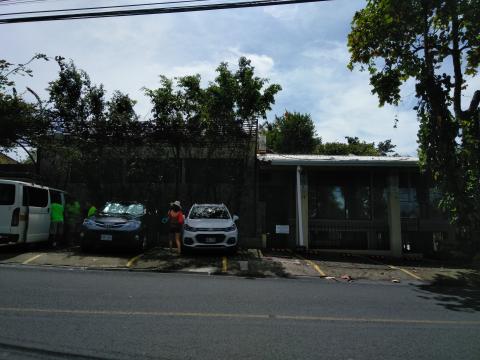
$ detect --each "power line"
[0,0,331,24]
[0,0,215,15]
[0,0,64,6]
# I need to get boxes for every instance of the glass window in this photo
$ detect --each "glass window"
[0,184,15,205]
[50,190,62,204]
[309,186,345,219]
[400,188,419,218]
[399,172,419,218]
[346,186,370,220]
[22,186,48,207]
[373,187,388,219]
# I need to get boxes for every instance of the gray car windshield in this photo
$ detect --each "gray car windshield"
[189,206,230,219]
[102,202,145,216]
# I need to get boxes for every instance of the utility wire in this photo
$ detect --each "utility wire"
[0,0,215,15]
[0,0,331,24]
[0,0,63,5]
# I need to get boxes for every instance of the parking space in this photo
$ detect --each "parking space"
[302,252,415,282]
[0,245,290,276]
[1,244,478,284]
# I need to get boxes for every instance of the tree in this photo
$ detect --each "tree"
[145,57,281,198]
[348,0,480,244]
[264,111,319,154]
[316,137,377,156]
[376,139,397,156]
[46,58,142,193]
[314,136,397,156]
[0,54,49,169]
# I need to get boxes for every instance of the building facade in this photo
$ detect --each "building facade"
[258,154,454,257]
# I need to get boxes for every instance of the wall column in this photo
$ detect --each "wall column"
[387,170,402,257]
[296,166,309,249]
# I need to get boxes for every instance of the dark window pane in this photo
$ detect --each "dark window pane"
[400,188,419,218]
[309,186,345,219]
[0,184,15,205]
[23,186,48,207]
[373,187,388,219]
[346,186,370,220]
[50,190,62,204]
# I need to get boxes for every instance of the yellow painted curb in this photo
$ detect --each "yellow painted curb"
[126,254,143,268]
[222,256,228,273]
[22,254,44,265]
[293,253,327,277]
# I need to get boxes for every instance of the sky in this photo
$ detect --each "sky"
[1,0,423,156]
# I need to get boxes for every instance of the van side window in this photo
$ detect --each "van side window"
[22,186,48,207]
[50,190,62,204]
[0,184,15,205]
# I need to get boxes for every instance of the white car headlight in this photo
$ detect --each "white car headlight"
[184,224,197,232]
[225,224,237,232]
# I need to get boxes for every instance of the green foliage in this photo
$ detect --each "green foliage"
[144,57,281,197]
[145,57,281,146]
[0,54,49,166]
[315,136,397,156]
[264,112,319,154]
[348,0,480,243]
[316,137,379,156]
[48,57,141,144]
[376,139,397,156]
[262,110,398,156]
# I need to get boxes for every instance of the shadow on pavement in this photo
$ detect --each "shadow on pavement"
[415,271,480,312]
[141,248,224,273]
[64,245,136,260]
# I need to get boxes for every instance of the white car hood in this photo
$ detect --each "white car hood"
[186,219,234,228]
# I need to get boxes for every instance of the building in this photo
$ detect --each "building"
[257,154,454,257]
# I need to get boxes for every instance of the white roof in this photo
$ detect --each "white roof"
[0,178,66,192]
[257,154,418,167]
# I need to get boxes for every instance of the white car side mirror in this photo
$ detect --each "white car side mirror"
[233,215,239,222]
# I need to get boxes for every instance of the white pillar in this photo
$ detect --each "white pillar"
[301,170,309,249]
[387,170,402,257]
[296,166,304,247]
[296,166,309,249]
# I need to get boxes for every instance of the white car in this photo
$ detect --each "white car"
[182,204,238,251]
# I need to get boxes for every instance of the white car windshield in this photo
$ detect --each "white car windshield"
[189,205,230,219]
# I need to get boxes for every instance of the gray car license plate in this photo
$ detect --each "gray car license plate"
[101,234,112,241]
[205,237,216,243]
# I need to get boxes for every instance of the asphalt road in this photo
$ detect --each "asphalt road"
[0,266,479,360]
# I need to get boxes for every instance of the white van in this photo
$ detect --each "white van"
[0,179,66,245]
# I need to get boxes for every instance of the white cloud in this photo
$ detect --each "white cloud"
[263,5,300,21]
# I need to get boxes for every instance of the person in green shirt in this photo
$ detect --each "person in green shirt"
[87,204,97,218]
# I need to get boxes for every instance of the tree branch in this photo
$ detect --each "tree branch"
[14,140,37,168]
[450,1,464,118]
[468,90,480,114]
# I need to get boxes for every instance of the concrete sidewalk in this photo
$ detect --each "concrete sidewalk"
[0,244,478,285]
